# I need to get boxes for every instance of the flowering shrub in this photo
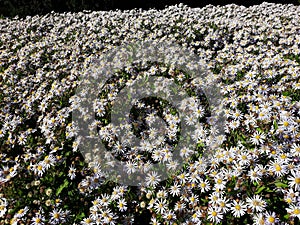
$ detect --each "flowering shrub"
[0,2,300,225]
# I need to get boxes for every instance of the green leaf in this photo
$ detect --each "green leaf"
[266,187,273,192]
[273,120,278,130]
[256,127,263,133]
[75,212,86,220]
[56,179,69,196]
[282,91,290,96]
[255,186,265,194]
[275,182,288,188]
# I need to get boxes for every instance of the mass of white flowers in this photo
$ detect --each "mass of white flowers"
[0,2,300,224]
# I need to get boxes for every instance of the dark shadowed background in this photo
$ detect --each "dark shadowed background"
[0,0,300,18]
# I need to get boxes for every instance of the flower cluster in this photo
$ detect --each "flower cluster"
[0,2,300,224]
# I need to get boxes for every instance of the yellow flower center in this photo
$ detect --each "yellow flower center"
[286,198,292,204]
[211,211,217,217]
[280,154,287,159]
[252,200,259,206]
[295,177,300,184]
[275,164,281,171]
[18,209,24,214]
[268,216,275,223]
[235,205,241,210]
[293,208,300,215]
[93,200,99,205]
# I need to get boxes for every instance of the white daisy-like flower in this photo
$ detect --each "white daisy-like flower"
[216,196,231,213]
[286,204,300,220]
[250,131,266,145]
[230,200,247,218]
[150,217,161,225]
[246,195,267,213]
[248,166,263,183]
[0,198,8,218]
[169,182,181,197]
[287,170,300,191]
[117,198,127,212]
[291,143,300,157]
[268,159,288,177]
[145,171,161,187]
[252,213,265,225]
[80,216,94,225]
[199,178,211,193]
[154,199,168,214]
[31,214,45,225]
[207,207,223,224]
[214,175,227,190]
[68,165,76,180]
[264,211,278,225]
